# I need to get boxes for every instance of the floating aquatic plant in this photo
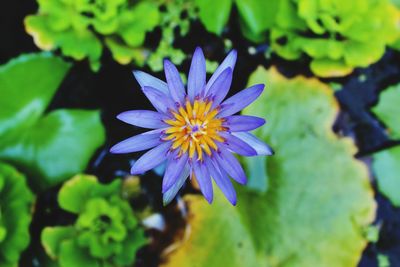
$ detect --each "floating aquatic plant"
[25,0,160,71]
[0,53,105,191]
[111,47,273,205]
[271,0,400,77]
[41,174,147,267]
[0,162,34,266]
[160,67,376,267]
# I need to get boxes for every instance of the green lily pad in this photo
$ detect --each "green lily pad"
[0,53,105,190]
[161,67,376,267]
[373,146,400,207]
[0,53,70,139]
[372,83,400,139]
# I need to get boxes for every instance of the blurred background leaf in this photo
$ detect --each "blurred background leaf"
[0,53,105,191]
[372,83,400,139]
[373,147,400,207]
[372,83,400,208]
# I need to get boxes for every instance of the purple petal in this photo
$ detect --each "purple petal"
[219,132,257,156]
[214,147,247,184]
[218,84,264,117]
[206,68,233,109]
[193,160,213,203]
[162,153,189,193]
[117,110,168,129]
[223,115,265,132]
[110,129,164,154]
[164,59,186,104]
[163,163,190,205]
[205,50,237,94]
[142,86,175,114]
[232,132,274,155]
[188,47,206,101]
[131,142,171,175]
[205,157,237,205]
[133,70,169,95]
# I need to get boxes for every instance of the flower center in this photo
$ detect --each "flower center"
[163,97,226,161]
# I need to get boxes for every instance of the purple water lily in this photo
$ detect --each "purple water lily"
[110,47,273,205]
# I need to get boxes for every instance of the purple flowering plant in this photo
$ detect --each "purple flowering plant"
[110,47,273,205]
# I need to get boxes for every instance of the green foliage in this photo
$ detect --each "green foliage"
[372,83,400,139]
[270,0,400,77]
[161,67,376,267]
[0,53,105,190]
[195,0,279,42]
[42,174,147,267]
[0,162,34,266]
[195,0,232,35]
[147,0,195,72]
[25,0,160,71]
[372,83,400,207]
[373,146,400,207]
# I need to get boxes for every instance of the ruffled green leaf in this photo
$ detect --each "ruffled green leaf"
[0,53,105,190]
[59,240,99,267]
[0,162,34,266]
[25,0,160,71]
[42,226,75,259]
[161,67,376,267]
[42,174,147,267]
[58,175,100,214]
[270,0,400,77]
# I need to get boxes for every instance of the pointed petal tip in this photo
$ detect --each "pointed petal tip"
[130,167,143,176]
[116,113,125,121]
[132,70,140,79]
[254,83,265,91]
[228,49,237,58]
[163,58,172,66]
[109,145,119,154]
[204,194,214,204]
[194,46,204,54]
[268,148,275,156]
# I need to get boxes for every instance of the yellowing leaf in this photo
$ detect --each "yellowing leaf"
[161,67,376,267]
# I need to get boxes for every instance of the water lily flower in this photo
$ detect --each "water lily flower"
[111,47,273,205]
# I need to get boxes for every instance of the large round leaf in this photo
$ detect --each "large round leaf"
[0,53,70,139]
[161,67,376,267]
[0,53,105,190]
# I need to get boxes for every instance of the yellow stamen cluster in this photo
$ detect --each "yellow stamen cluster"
[163,98,226,161]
